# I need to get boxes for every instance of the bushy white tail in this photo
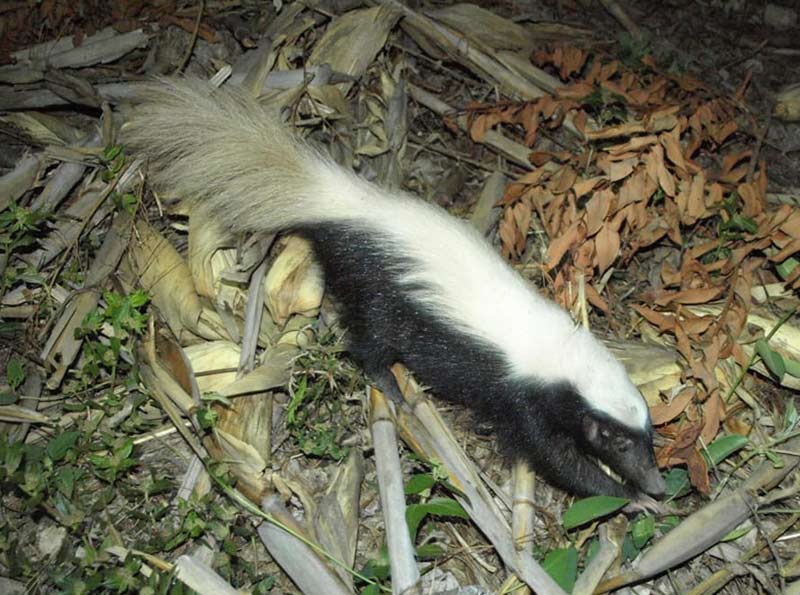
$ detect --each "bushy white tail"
[124,78,358,233]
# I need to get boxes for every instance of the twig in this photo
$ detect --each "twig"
[597,0,645,41]
[177,0,204,73]
[746,114,771,184]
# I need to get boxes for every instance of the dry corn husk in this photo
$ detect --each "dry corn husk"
[187,214,239,302]
[129,219,204,340]
[606,339,681,404]
[307,5,401,89]
[264,236,324,325]
[774,83,800,122]
[183,341,242,394]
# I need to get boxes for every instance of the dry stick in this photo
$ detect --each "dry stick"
[686,514,800,595]
[0,153,41,211]
[572,515,627,595]
[748,500,786,593]
[470,171,507,235]
[369,389,421,594]
[258,496,353,595]
[745,114,771,184]
[597,0,645,41]
[173,554,240,595]
[509,460,537,595]
[177,0,204,73]
[408,83,534,169]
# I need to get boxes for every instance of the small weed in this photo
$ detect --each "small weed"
[287,332,361,461]
[357,461,468,594]
[74,289,149,391]
[581,89,629,128]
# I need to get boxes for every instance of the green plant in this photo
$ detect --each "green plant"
[75,289,149,390]
[287,333,360,461]
[0,201,49,294]
[357,465,468,594]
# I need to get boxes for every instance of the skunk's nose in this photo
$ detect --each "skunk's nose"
[642,468,666,497]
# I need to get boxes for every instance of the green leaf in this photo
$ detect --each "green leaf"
[765,450,785,468]
[286,376,308,426]
[562,496,628,530]
[784,358,800,378]
[621,532,640,561]
[4,440,24,475]
[664,468,691,498]
[541,547,578,593]
[197,407,218,430]
[56,465,76,498]
[46,431,80,462]
[659,515,681,533]
[415,543,446,559]
[783,398,798,434]
[776,257,799,280]
[0,391,18,405]
[631,515,655,549]
[405,497,468,540]
[756,339,785,380]
[722,523,752,542]
[404,473,435,495]
[6,357,25,390]
[102,144,122,162]
[703,434,749,466]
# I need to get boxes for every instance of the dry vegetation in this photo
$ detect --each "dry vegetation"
[1,1,800,594]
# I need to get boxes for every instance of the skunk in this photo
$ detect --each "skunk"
[126,78,665,502]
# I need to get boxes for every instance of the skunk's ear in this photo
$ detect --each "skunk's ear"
[582,415,600,444]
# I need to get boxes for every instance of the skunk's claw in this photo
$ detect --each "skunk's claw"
[623,494,664,516]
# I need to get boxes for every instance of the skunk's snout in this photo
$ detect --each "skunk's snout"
[641,467,666,497]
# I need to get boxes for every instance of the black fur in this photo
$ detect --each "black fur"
[302,223,661,499]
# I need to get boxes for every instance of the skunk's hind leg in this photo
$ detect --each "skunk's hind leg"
[348,340,404,404]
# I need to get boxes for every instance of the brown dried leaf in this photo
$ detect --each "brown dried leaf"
[705,182,723,209]
[709,120,738,145]
[686,447,711,494]
[652,145,676,197]
[586,125,648,142]
[595,225,621,274]
[737,181,764,218]
[584,283,610,313]
[545,221,583,271]
[603,134,658,152]
[550,165,577,194]
[650,387,695,426]
[688,171,707,220]
[608,157,636,182]
[653,287,723,306]
[573,176,604,198]
[585,188,612,236]
[660,127,686,172]
[645,105,680,132]
[632,305,676,332]
[555,81,595,99]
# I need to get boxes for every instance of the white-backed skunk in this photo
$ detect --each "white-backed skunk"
[126,78,665,501]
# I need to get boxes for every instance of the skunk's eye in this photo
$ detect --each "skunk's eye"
[613,437,631,452]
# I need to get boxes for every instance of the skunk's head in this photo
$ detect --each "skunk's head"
[560,329,665,497]
[581,410,665,497]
